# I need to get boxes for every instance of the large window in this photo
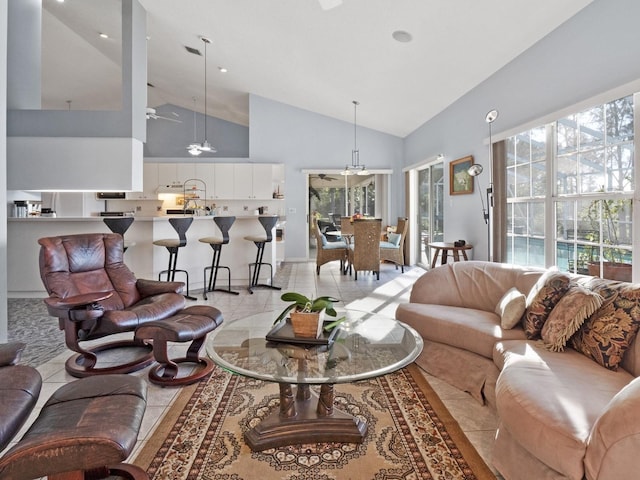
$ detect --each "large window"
[504,94,635,281]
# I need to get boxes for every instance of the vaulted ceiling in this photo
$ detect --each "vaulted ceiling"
[41,0,594,137]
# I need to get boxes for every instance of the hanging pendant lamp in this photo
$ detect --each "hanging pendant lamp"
[341,100,368,175]
[187,97,202,156]
[187,36,216,155]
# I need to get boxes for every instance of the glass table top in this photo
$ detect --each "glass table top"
[206,309,424,385]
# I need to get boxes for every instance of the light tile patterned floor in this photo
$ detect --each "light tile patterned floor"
[5,261,501,477]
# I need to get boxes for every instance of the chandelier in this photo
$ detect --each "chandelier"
[341,100,368,175]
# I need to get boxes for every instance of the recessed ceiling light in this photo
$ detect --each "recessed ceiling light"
[56,0,65,3]
[99,33,109,39]
[218,67,228,73]
[392,30,413,43]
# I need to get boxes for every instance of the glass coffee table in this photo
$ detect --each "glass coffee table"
[206,309,423,451]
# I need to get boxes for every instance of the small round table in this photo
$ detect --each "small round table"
[206,310,423,451]
[428,242,473,268]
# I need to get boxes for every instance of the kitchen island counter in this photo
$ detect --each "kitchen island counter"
[8,215,282,297]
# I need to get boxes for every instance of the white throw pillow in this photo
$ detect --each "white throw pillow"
[495,287,527,329]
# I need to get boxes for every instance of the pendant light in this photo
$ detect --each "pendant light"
[187,36,216,155]
[187,97,202,156]
[341,100,368,175]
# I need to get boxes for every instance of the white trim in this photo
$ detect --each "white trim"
[490,78,640,144]
[402,154,444,173]
[301,168,393,174]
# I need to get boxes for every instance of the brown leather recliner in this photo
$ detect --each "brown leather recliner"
[38,233,187,377]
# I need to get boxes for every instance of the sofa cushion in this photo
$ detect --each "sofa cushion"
[495,287,526,329]
[522,269,572,340]
[571,280,640,370]
[396,303,526,359]
[541,283,603,352]
[494,340,633,479]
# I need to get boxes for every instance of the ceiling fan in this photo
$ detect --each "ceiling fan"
[146,107,181,123]
[318,0,343,11]
[318,173,339,181]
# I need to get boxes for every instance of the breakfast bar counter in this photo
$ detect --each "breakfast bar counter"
[8,215,280,297]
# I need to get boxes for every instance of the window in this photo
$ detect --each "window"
[504,94,635,281]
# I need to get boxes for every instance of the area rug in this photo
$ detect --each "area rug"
[135,363,496,480]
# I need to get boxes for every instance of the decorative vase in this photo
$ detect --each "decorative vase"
[290,309,325,338]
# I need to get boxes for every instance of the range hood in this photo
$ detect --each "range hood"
[156,183,184,194]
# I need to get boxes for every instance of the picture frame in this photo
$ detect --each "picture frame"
[449,155,474,195]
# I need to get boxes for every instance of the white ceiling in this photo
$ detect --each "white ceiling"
[40,0,594,137]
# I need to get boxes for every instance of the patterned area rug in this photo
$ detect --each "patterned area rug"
[135,363,495,480]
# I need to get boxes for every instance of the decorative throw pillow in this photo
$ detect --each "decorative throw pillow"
[571,282,640,370]
[387,232,401,246]
[521,269,572,340]
[495,288,526,329]
[541,283,603,352]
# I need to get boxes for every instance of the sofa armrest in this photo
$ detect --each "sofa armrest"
[136,278,184,297]
[585,376,640,480]
[0,342,26,366]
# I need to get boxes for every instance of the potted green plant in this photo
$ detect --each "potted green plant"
[274,292,340,338]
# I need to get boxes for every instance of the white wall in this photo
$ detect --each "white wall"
[403,0,640,260]
[249,95,403,260]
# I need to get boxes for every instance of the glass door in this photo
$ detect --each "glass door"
[417,163,444,266]
[308,173,377,258]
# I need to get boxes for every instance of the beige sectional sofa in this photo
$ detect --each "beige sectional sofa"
[396,261,640,480]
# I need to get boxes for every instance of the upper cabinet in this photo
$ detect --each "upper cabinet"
[143,162,284,200]
[126,163,159,199]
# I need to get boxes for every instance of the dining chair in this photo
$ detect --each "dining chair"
[380,217,408,272]
[313,219,347,275]
[348,218,382,280]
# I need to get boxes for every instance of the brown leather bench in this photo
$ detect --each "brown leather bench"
[0,342,148,480]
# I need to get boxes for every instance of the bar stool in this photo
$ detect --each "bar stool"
[244,215,281,294]
[199,216,239,299]
[103,216,135,252]
[153,217,196,300]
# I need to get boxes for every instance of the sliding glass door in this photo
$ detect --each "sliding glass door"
[417,163,444,266]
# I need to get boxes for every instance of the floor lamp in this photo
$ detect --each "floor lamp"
[468,109,499,261]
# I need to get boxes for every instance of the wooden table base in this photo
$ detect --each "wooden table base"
[244,383,367,451]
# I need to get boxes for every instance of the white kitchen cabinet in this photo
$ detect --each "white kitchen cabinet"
[157,163,179,187]
[232,164,274,200]
[252,164,275,200]
[214,164,235,199]
[194,163,216,199]
[233,164,253,199]
[176,163,196,184]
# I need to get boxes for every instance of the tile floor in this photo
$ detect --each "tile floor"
[6,261,501,477]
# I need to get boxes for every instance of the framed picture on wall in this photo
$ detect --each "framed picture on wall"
[449,155,474,195]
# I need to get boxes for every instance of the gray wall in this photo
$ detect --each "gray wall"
[144,103,249,158]
[0,2,7,342]
[404,0,640,261]
[249,95,403,261]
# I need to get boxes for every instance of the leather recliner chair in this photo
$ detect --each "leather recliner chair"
[38,233,187,377]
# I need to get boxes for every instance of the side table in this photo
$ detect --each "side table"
[428,242,473,268]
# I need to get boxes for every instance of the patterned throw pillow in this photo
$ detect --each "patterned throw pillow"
[570,281,640,370]
[541,283,603,352]
[495,287,527,329]
[521,269,572,340]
